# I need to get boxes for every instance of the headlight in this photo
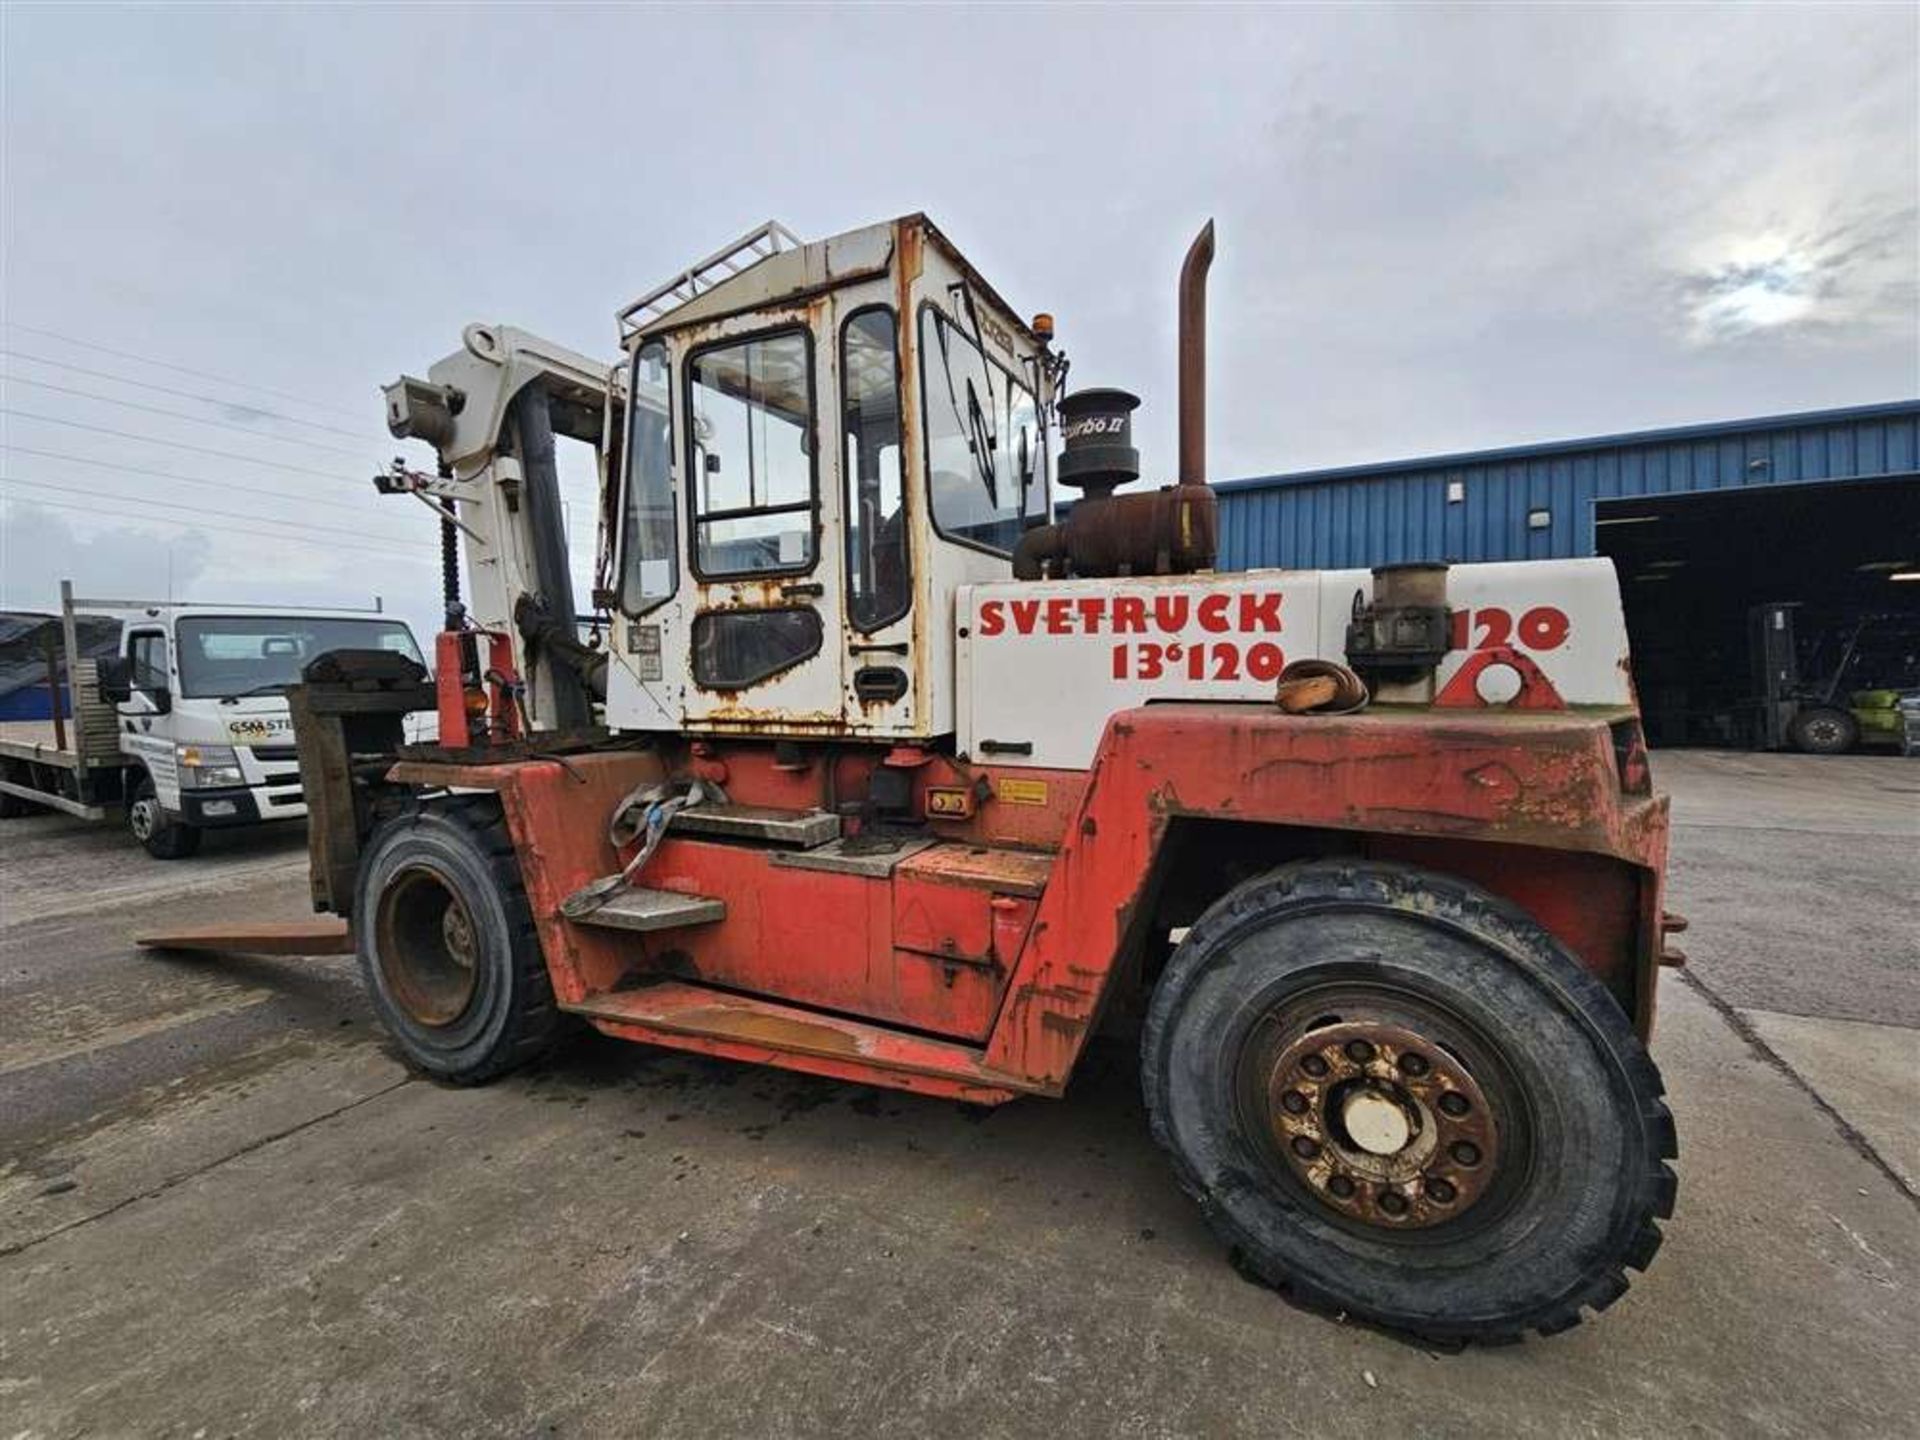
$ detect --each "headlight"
[177,743,244,789]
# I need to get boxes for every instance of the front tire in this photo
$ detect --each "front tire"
[1788,706,1857,755]
[129,775,202,859]
[1142,861,1677,1343]
[356,798,564,1084]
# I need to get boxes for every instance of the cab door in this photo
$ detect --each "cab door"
[676,318,846,728]
[837,301,918,731]
[118,628,178,800]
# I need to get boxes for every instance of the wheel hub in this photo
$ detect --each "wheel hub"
[374,865,480,1028]
[1341,1089,1413,1155]
[442,905,476,967]
[1266,1019,1499,1228]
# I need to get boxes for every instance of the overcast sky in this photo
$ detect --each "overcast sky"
[3,3,1915,640]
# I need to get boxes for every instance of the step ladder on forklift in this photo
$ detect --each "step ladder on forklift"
[563,801,850,933]
[566,799,977,933]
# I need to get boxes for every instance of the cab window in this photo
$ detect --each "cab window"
[841,307,910,632]
[920,306,1047,555]
[620,340,676,614]
[686,328,816,577]
[128,632,168,692]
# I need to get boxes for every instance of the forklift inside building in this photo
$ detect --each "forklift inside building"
[1594,478,1920,750]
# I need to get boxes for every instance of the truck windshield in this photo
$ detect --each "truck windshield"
[174,617,423,699]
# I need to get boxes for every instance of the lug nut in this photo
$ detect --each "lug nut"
[1439,1091,1471,1117]
[1327,1174,1355,1199]
[1377,1190,1409,1216]
[1302,1054,1330,1078]
[1398,1052,1429,1077]
[1449,1140,1481,1167]
[1426,1177,1457,1204]
[1344,1039,1375,1064]
[1290,1135,1321,1160]
[1281,1090,1309,1116]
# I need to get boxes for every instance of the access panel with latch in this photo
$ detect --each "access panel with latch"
[887,844,1050,1042]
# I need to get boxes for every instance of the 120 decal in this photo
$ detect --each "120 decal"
[1450,605,1571,652]
[1111,640,1287,681]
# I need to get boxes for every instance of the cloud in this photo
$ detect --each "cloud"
[1678,205,1920,347]
[0,497,447,651]
[1686,240,1820,343]
[0,499,213,608]
[2,3,1914,535]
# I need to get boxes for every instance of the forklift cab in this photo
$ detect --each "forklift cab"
[603,216,1058,741]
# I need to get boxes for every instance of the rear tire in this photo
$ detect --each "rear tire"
[129,776,202,859]
[0,761,39,818]
[1788,706,1857,755]
[1141,860,1677,1343]
[356,798,564,1084]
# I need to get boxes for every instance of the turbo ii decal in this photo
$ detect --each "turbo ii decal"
[958,560,1636,769]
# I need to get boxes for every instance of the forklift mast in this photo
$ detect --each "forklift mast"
[1750,601,1802,749]
[381,324,617,735]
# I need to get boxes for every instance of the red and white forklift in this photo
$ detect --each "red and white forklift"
[169,217,1680,1342]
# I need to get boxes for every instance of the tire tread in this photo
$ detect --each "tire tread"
[1140,859,1678,1344]
[361,795,567,1085]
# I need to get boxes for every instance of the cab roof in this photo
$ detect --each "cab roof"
[619,214,1044,353]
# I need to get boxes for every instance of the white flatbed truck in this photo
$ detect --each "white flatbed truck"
[0,581,427,858]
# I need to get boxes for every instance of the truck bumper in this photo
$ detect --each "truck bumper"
[179,787,263,827]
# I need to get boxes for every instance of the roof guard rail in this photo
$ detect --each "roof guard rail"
[617,220,802,339]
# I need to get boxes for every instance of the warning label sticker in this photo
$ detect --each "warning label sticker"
[996,777,1049,807]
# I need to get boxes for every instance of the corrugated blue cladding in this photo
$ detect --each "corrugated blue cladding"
[1216,402,1920,571]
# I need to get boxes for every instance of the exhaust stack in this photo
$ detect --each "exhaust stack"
[1178,219,1214,489]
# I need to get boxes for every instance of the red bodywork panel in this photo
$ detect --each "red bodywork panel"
[391,703,1668,1102]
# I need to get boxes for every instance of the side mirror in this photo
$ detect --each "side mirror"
[97,657,132,704]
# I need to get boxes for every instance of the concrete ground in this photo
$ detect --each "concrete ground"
[2,752,1916,1438]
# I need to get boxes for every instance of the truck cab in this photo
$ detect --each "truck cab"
[103,603,429,856]
[0,589,426,858]
[605,215,1054,739]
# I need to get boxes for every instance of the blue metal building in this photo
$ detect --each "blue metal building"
[1215,400,1920,571]
[1211,400,1920,750]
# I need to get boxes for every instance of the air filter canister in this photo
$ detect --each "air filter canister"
[1057,388,1141,497]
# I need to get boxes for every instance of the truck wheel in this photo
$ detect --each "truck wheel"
[1141,860,1677,1343]
[356,798,564,1084]
[1788,706,1857,755]
[129,776,203,859]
